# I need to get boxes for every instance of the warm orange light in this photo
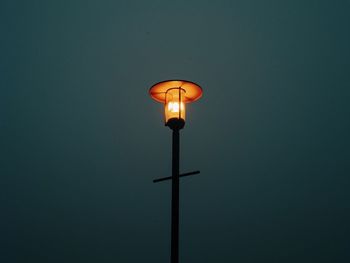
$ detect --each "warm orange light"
[149,80,202,126]
[167,101,185,114]
[164,88,186,123]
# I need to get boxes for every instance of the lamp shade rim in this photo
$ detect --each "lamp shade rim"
[149,80,203,103]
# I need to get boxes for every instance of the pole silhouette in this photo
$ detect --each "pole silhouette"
[171,128,180,263]
[153,122,200,263]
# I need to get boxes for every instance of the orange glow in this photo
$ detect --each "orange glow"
[164,88,186,123]
[149,80,202,103]
[167,102,184,113]
[149,80,202,125]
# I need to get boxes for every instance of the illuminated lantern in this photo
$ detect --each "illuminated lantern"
[149,80,202,130]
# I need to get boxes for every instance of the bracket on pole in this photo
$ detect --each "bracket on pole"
[153,170,200,183]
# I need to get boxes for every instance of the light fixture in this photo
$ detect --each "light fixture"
[149,80,202,130]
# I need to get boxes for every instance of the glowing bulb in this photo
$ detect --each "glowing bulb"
[168,102,184,113]
[164,101,185,123]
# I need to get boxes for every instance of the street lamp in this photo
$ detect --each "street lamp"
[149,80,203,263]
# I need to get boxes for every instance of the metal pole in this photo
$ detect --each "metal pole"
[171,128,180,263]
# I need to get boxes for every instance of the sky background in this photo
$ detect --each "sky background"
[1,0,350,262]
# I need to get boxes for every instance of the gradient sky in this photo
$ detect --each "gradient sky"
[1,0,350,262]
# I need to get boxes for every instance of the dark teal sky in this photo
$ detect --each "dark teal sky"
[1,0,350,262]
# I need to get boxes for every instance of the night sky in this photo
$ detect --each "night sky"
[1,0,350,262]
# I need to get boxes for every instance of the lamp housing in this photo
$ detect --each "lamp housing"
[149,80,202,130]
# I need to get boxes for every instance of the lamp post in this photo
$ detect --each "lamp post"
[149,80,203,263]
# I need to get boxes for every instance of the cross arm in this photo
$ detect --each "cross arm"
[153,170,200,183]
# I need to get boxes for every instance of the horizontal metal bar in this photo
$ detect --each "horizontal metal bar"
[179,170,200,178]
[153,170,200,183]
[153,176,172,183]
